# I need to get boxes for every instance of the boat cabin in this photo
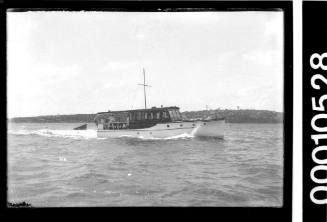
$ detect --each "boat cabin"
[94,106,182,130]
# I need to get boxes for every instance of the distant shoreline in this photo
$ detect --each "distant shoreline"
[8,109,283,124]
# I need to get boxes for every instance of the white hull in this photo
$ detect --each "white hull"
[97,119,225,139]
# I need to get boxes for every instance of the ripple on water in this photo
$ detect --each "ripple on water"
[8,123,284,206]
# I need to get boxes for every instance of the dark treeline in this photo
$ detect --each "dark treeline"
[10,114,95,123]
[9,109,283,124]
[182,109,283,123]
[7,201,32,208]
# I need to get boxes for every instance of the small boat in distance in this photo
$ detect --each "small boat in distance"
[94,69,225,139]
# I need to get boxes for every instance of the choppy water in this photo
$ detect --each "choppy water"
[7,122,283,207]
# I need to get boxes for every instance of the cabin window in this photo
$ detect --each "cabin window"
[145,112,148,119]
[168,110,173,120]
[137,112,142,120]
[129,113,132,121]
[172,110,181,120]
[156,112,160,119]
[168,109,181,121]
[150,112,153,119]
[168,110,175,120]
[163,111,168,119]
[175,110,181,120]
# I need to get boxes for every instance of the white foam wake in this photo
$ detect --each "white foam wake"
[9,129,194,140]
[8,129,97,139]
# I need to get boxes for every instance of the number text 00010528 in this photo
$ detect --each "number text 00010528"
[309,52,327,205]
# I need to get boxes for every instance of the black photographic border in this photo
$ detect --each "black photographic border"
[0,1,293,222]
[303,1,327,222]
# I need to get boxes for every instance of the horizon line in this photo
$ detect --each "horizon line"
[8,108,284,119]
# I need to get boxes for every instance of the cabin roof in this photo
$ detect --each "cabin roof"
[95,106,180,115]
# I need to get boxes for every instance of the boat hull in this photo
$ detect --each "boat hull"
[97,119,225,139]
[97,121,196,138]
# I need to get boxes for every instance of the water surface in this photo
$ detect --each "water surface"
[7,122,283,207]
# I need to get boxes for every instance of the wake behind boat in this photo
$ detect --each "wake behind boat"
[94,69,225,139]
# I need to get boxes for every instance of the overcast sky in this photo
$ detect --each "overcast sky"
[7,11,283,118]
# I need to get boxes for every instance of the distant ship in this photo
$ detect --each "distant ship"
[94,69,225,139]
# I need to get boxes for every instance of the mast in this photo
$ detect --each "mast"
[138,68,151,109]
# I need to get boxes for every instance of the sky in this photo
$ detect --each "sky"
[7,11,284,118]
